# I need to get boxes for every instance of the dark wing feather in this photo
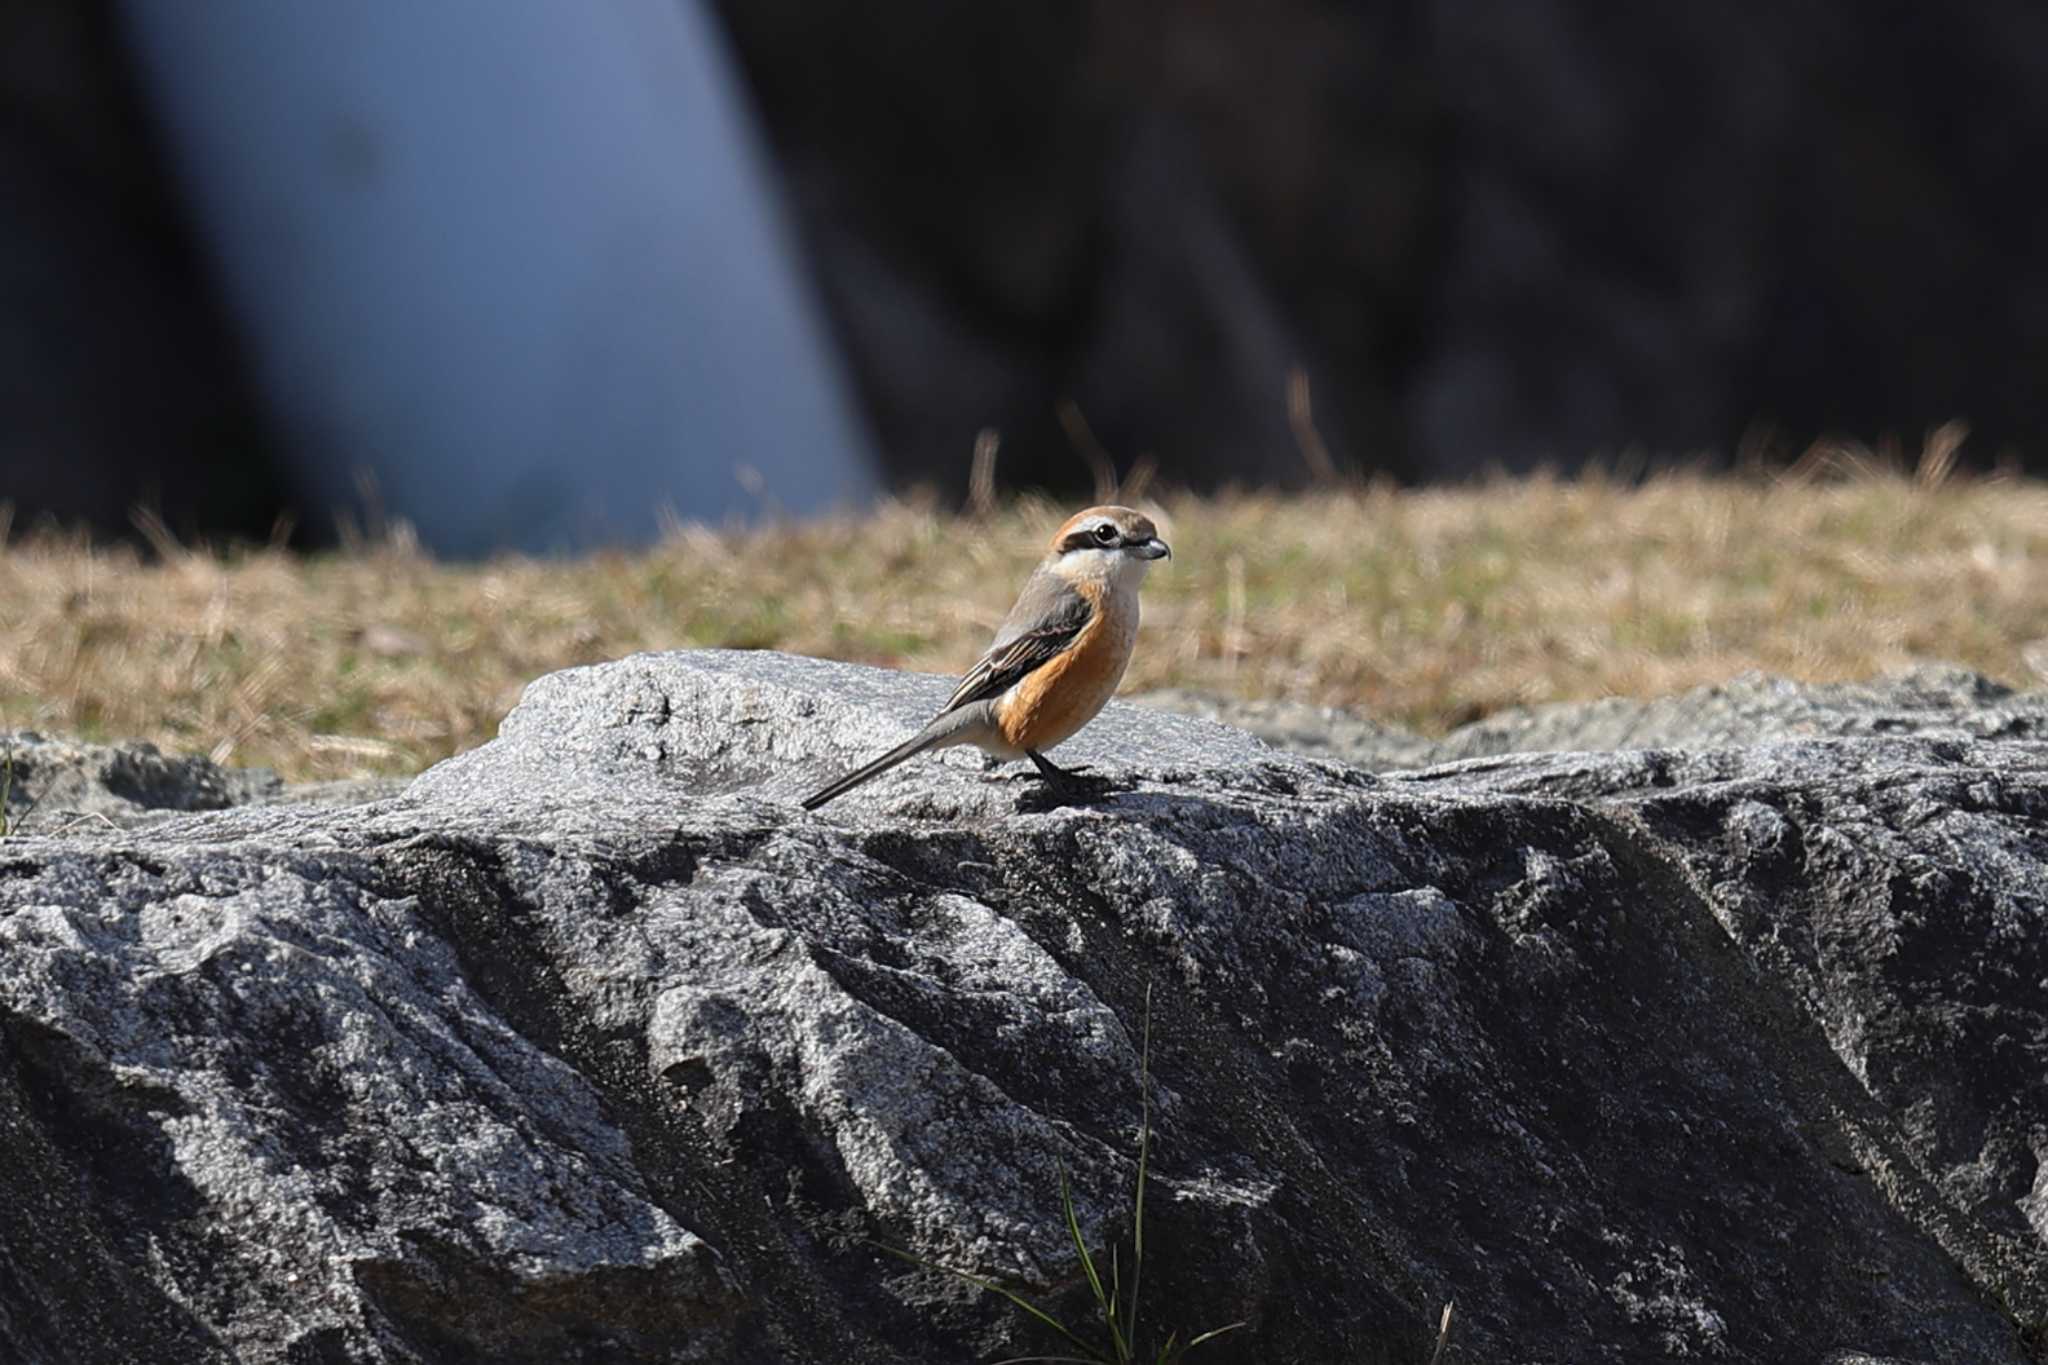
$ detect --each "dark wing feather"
[940,569,1095,714]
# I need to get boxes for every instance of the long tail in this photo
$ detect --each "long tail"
[800,731,946,810]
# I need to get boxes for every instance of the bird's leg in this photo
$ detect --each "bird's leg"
[1021,750,1122,806]
[1027,751,1092,781]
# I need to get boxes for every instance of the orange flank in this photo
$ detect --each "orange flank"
[994,578,1140,753]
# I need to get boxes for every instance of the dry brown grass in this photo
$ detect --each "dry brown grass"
[3,466,2046,782]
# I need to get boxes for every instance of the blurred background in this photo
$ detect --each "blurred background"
[5,0,2046,555]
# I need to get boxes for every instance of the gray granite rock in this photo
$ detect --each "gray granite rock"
[1137,663,2048,772]
[1425,664,2048,763]
[0,729,282,833]
[1,650,2042,1362]
[0,731,404,835]
[1130,687,1441,771]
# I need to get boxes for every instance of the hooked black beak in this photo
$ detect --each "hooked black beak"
[1131,537,1171,560]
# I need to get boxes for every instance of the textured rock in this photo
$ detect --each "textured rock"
[0,730,280,832]
[1130,687,1442,772]
[2,650,2044,1362]
[1139,664,2048,773]
[0,731,403,834]
[1423,665,2048,763]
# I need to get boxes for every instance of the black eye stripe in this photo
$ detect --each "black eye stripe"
[1059,520,1156,553]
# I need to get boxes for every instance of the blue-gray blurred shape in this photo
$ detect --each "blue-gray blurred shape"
[118,0,878,556]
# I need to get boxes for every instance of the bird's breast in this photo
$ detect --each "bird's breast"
[995,586,1139,753]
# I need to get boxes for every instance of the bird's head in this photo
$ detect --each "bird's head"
[1048,506,1172,582]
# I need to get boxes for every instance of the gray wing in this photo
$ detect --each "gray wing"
[940,569,1095,714]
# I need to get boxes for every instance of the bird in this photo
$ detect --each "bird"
[800,505,1172,811]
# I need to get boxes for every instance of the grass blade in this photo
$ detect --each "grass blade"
[873,1240,1105,1362]
[1182,1322,1245,1350]
[1428,1300,1454,1365]
[1108,1244,1122,1354]
[1060,1163,1128,1361]
[1124,983,1153,1354]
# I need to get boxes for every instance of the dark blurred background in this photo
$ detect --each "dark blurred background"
[5,0,2046,552]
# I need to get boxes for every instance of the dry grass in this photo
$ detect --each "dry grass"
[3,466,2046,782]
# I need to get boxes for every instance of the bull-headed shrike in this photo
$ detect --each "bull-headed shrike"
[801,505,1171,810]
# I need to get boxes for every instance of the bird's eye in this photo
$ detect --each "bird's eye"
[1093,523,1119,544]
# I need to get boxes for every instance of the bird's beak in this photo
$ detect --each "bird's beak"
[1132,537,1171,560]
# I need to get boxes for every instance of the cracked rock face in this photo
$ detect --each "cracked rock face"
[1,650,2044,1362]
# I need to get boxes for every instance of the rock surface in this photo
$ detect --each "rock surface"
[0,731,405,834]
[1140,663,2048,772]
[0,730,282,833]
[2,650,2045,1362]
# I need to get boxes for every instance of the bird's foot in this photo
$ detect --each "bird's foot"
[995,752,1128,808]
